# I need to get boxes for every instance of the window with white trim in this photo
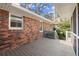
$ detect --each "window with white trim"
[39,22,43,32]
[9,14,23,30]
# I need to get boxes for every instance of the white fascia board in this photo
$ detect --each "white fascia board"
[11,3,52,23]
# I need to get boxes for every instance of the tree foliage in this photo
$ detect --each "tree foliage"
[20,3,55,20]
[56,19,71,39]
[57,20,70,31]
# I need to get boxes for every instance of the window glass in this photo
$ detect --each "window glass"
[17,22,22,27]
[39,22,43,32]
[9,14,23,29]
[11,21,17,27]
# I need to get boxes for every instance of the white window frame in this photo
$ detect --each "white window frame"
[9,13,23,30]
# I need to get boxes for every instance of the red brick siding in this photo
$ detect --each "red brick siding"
[0,9,10,51]
[0,9,43,51]
[44,21,52,31]
[23,17,43,42]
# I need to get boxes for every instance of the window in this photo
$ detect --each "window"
[10,20,22,27]
[39,22,43,32]
[9,14,23,30]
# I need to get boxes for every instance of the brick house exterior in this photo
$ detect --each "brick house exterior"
[43,21,52,31]
[0,4,52,52]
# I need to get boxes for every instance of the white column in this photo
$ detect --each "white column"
[66,31,68,40]
[76,4,78,56]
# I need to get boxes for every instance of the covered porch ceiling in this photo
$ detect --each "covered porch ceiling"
[54,3,76,19]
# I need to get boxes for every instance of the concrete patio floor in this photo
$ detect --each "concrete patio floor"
[0,38,75,56]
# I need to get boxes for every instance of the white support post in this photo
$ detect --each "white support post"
[76,4,78,56]
[66,31,68,40]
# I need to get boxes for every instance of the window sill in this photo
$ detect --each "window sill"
[39,31,43,32]
[9,27,23,30]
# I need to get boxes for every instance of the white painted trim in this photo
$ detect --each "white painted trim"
[39,31,43,32]
[66,31,79,39]
[66,31,68,40]
[9,13,23,30]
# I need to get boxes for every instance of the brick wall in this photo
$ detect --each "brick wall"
[0,9,43,52]
[43,21,52,31]
[0,9,10,51]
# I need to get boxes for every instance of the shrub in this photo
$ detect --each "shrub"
[56,29,65,39]
[56,20,70,40]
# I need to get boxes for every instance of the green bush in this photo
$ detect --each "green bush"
[55,20,70,40]
[56,29,65,39]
